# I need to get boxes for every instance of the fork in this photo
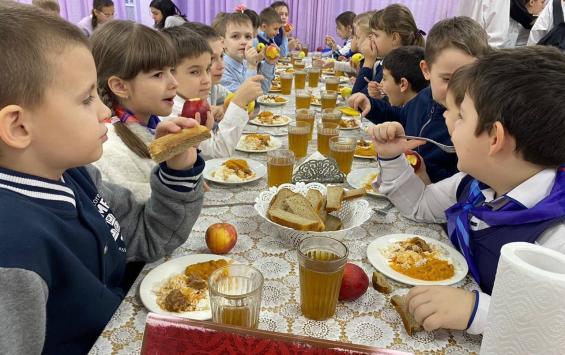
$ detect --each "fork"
[398,135,456,153]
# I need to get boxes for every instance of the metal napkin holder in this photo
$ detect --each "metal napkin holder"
[292,158,345,184]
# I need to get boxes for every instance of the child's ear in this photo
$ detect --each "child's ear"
[488,121,507,156]
[391,32,401,46]
[399,77,410,93]
[0,105,32,149]
[420,60,431,81]
[107,76,130,100]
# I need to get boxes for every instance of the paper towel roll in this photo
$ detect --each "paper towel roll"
[481,242,565,355]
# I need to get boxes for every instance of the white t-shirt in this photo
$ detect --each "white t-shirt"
[458,0,511,48]
[528,0,565,45]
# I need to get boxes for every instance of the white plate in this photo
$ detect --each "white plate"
[257,95,288,106]
[203,158,266,185]
[139,254,233,320]
[235,135,282,153]
[310,97,322,106]
[250,114,291,127]
[353,153,375,159]
[338,119,361,130]
[367,234,469,286]
[346,167,383,197]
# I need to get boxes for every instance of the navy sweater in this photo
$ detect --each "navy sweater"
[352,60,383,96]
[366,87,458,182]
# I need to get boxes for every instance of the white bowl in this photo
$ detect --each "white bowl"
[254,182,373,248]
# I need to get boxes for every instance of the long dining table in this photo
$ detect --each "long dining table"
[89,59,482,355]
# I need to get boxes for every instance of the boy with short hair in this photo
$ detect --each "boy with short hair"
[161,25,263,159]
[369,46,565,335]
[349,17,491,183]
[0,2,205,353]
[32,0,60,14]
[254,7,288,56]
[270,1,301,52]
[379,46,428,107]
[216,12,277,93]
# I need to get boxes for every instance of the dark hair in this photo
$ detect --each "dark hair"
[149,0,185,29]
[244,9,261,29]
[214,12,252,37]
[336,11,356,29]
[182,22,221,41]
[0,1,88,110]
[425,16,490,66]
[91,20,176,159]
[370,4,424,47]
[91,0,114,31]
[161,26,212,62]
[270,1,289,11]
[466,46,565,167]
[446,65,471,106]
[260,7,283,26]
[383,46,428,93]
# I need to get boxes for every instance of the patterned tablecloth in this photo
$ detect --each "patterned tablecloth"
[90,66,482,354]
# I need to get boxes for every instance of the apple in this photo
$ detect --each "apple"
[405,151,422,171]
[339,263,369,301]
[256,43,266,53]
[205,223,237,254]
[298,51,306,59]
[182,98,210,126]
[351,53,364,65]
[283,23,293,32]
[265,44,280,60]
[340,87,352,100]
[223,92,255,117]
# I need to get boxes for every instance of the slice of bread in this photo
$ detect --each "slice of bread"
[268,188,296,213]
[372,271,392,294]
[324,214,342,231]
[268,209,322,231]
[149,125,211,163]
[285,194,325,231]
[306,189,324,214]
[343,188,366,200]
[390,295,422,336]
[326,186,344,212]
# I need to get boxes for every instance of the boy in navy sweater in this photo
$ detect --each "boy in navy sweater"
[370,46,565,335]
[0,3,205,354]
[349,17,491,183]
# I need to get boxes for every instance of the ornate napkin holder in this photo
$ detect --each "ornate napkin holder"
[292,158,345,184]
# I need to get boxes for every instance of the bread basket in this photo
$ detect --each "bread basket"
[254,182,372,248]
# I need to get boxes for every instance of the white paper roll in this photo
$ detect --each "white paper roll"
[481,242,565,355]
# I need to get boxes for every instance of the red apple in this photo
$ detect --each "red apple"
[181,98,210,126]
[265,44,280,60]
[205,223,237,254]
[405,151,422,171]
[339,263,369,301]
[283,23,293,33]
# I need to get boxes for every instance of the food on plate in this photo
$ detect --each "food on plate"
[372,271,392,294]
[383,237,455,281]
[265,44,280,60]
[391,295,422,336]
[255,111,288,125]
[338,119,360,129]
[239,134,274,151]
[211,159,256,182]
[339,263,369,301]
[205,223,238,254]
[361,172,379,193]
[405,151,422,171]
[338,106,360,117]
[259,95,287,104]
[149,124,211,163]
[355,139,376,157]
[310,96,321,106]
[156,259,230,313]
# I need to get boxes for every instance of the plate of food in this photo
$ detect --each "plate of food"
[367,234,468,286]
[322,69,335,75]
[269,76,282,93]
[337,118,361,130]
[203,158,266,184]
[139,254,233,319]
[337,106,361,117]
[250,111,291,126]
[257,95,288,106]
[346,167,383,197]
[310,95,321,106]
[235,133,282,153]
[354,139,376,159]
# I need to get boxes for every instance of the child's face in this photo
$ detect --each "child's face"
[209,39,225,85]
[93,5,114,24]
[274,6,289,24]
[442,91,459,135]
[336,23,351,40]
[224,22,254,62]
[150,7,163,25]
[381,68,404,106]
[174,53,212,100]
[421,48,476,106]
[369,29,397,58]
[125,66,178,117]
[262,23,282,39]
[28,46,111,172]
[351,24,368,52]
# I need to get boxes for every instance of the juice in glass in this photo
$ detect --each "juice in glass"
[325,76,340,92]
[307,68,321,88]
[295,108,316,139]
[321,90,338,110]
[267,149,295,187]
[288,121,310,159]
[329,136,356,174]
[317,121,339,156]
[294,70,306,90]
[280,73,293,95]
[295,90,312,110]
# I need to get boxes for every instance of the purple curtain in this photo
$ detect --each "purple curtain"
[16,0,127,26]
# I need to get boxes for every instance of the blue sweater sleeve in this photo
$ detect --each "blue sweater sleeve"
[352,67,373,94]
[365,97,405,125]
[279,36,289,57]
[258,61,275,93]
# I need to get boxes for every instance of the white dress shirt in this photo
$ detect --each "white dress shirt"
[528,0,565,45]
[458,0,511,48]
[378,155,565,334]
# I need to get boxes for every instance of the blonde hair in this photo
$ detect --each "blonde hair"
[91,20,176,159]
[353,11,375,38]
[32,0,60,13]
[370,4,425,47]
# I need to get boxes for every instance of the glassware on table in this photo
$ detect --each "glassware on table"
[295,108,316,139]
[208,264,264,329]
[321,108,342,126]
[287,121,310,159]
[295,90,312,110]
[307,67,321,88]
[320,90,338,110]
[267,149,295,187]
[291,52,301,65]
[294,70,307,90]
[298,236,348,321]
[325,76,340,92]
[293,59,305,71]
[280,72,294,95]
[329,136,356,174]
[317,121,339,156]
[335,70,344,77]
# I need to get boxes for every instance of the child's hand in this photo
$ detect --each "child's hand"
[210,105,225,122]
[348,92,371,116]
[410,151,431,184]
[154,117,198,170]
[325,35,337,50]
[367,81,384,100]
[195,111,215,131]
[406,286,476,331]
[361,36,379,67]
[367,122,425,159]
[233,75,264,109]
[244,43,259,67]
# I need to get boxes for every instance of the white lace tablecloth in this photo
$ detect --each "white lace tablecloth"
[90,72,481,355]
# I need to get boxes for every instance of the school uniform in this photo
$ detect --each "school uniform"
[365,87,458,183]
[528,0,565,45]
[254,30,289,57]
[458,0,511,48]
[377,157,565,334]
[352,59,383,95]
[221,53,275,94]
[77,15,94,37]
[332,38,352,58]
[0,159,205,354]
